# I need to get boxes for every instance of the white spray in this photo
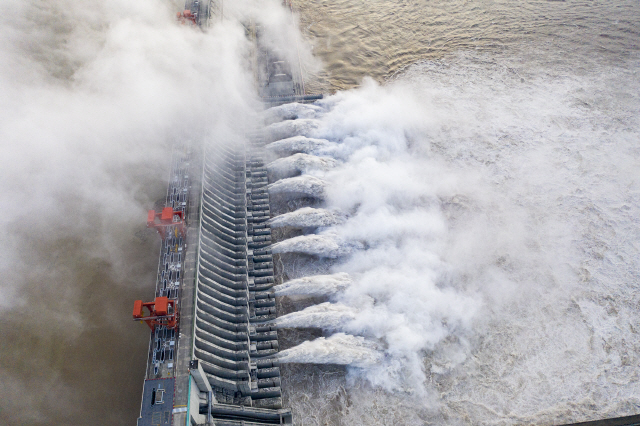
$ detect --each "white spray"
[267,153,337,180]
[278,333,383,368]
[265,135,339,157]
[271,232,364,259]
[273,272,352,296]
[268,207,344,229]
[267,175,327,200]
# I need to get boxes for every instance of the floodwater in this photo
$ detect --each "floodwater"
[276,0,640,425]
[1,0,638,425]
[295,0,639,91]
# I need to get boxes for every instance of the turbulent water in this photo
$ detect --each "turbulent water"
[297,0,640,91]
[274,0,640,424]
[1,0,638,425]
[276,58,640,424]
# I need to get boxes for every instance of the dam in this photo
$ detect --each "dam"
[129,2,640,426]
[133,1,318,425]
[0,0,637,423]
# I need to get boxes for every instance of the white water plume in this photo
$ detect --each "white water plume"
[267,153,337,180]
[271,232,363,258]
[276,302,358,329]
[267,175,327,200]
[273,272,352,296]
[278,333,383,368]
[276,47,640,423]
[274,82,478,392]
[268,207,344,229]
[265,135,339,157]
[262,102,326,125]
[265,118,320,142]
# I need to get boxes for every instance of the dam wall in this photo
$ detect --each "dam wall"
[192,136,289,413]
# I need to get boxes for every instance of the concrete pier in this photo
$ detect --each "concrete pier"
[190,138,290,419]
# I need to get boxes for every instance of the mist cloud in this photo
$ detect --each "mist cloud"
[0,0,258,423]
[273,51,640,421]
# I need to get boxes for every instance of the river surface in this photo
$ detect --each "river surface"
[0,0,638,425]
[296,0,639,91]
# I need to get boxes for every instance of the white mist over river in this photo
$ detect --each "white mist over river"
[1,0,638,425]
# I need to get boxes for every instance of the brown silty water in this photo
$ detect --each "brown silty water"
[0,177,168,425]
[295,0,639,92]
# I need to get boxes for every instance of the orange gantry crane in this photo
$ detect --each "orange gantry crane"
[132,297,178,330]
[146,207,186,240]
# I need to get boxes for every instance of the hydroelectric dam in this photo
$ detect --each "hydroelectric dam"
[128,2,640,426]
[132,2,321,425]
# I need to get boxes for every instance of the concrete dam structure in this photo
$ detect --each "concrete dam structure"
[133,1,319,425]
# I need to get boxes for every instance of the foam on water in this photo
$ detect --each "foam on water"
[274,48,640,424]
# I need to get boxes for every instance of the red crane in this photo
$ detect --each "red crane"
[177,9,197,25]
[132,297,179,330]
[147,207,186,240]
